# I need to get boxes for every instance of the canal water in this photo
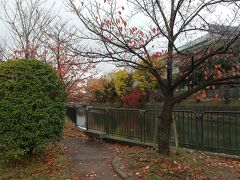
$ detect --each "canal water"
[76,108,86,130]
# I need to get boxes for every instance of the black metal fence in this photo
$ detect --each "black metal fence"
[66,106,240,155]
[84,107,240,155]
[66,105,77,124]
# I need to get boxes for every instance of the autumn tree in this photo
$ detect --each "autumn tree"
[113,69,132,97]
[122,87,149,108]
[133,55,165,91]
[102,73,118,102]
[86,78,107,102]
[68,0,240,154]
[1,0,55,59]
[41,19,96,101]
[0,0,96,101]
[10,17,96,101]
[179,46,239,92]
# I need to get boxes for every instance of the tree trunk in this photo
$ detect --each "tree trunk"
[157,101,174,154]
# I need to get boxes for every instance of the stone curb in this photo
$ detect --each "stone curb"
[112,154,132,180]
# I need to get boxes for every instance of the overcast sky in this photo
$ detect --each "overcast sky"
[0,0,238,76]
[0,0,119,75]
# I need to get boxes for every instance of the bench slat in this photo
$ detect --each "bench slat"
[85,129,107,143]
[85,129,107,135]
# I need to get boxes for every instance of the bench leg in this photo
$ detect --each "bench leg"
[99,138,103,144]
[86,134,104,144]
[88,136,94,142]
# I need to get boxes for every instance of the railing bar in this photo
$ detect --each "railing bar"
[188,112,190,144]
[223,112,225,148]
[190,112,193,143]
[119,110,121,136]
[229,112,231,148]
[116,110,118,135]
[122,110,124,136]
[210,113,212,147]
[129,111,132,137]
[178,111,181,141]
[132,111,134,137]
[217,113,219,148]
[236,113,238,148]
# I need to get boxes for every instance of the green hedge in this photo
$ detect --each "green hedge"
[0,59,65,161]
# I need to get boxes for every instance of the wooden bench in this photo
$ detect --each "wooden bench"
[84,129,107,143]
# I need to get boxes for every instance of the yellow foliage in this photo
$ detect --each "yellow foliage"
[133,70,158,91]
[133,56,166,91]
[113,69,132,97]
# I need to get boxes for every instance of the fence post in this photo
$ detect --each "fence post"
[66,105,77,125]
[172,115,178,148]
[139,110,145,143]
[196,113,204,151]
[200,113,204,151]
[86,107,89,131]
[153,116,159,149]
[106,108,109,135]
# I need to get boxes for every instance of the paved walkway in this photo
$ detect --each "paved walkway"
[63,137,121,180]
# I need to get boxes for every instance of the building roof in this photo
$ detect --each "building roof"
[177,24,240,51]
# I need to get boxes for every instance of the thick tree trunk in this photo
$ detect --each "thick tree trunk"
[157,101,174,154]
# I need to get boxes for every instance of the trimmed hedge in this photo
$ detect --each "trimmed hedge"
[0,59,65,161]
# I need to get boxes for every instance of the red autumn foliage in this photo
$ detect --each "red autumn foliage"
[122,87,148,108]
[10,37,96,103]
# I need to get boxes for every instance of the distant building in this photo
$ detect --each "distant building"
[178,24,240,52]
[176,24,240,99]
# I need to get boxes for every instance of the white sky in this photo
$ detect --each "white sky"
[0,0,117,75]
[0,0,238,76]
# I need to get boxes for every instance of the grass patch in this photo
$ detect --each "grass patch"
[118,149,240,179]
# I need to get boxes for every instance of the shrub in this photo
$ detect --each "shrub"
[0,59,65,161]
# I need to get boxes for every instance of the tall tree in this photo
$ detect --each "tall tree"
[9,18,96,101]
[41,19,96,100]
[0,0,96,101]
[1,0,55,59]
[68,0,240,154]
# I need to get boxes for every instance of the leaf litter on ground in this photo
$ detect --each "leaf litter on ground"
[116,148,240,179]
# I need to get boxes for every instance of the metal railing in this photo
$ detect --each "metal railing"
[67,106,240,155]
[201,111,240,154]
